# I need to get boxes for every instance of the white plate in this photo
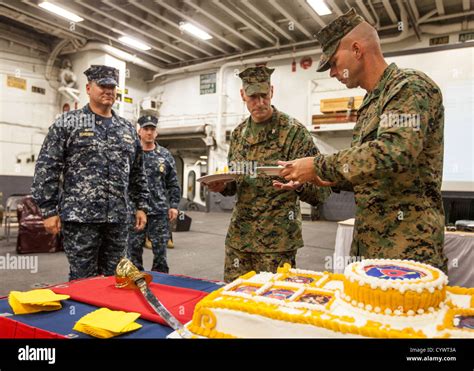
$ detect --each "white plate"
[256,166,284,177]
[197,173,239,184]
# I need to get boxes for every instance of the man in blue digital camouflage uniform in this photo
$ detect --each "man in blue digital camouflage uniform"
[32,65,150,280]
[127,115,181,273]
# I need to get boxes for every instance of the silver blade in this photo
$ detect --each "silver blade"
[136,278,193,338]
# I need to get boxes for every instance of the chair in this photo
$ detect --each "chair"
[4,194,28,242]
[16,195,63,254]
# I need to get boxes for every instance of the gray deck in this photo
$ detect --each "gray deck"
[0,211,338,296]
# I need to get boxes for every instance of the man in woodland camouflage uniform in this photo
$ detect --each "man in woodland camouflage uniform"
[206,66,330,282]
[280,9,447,272]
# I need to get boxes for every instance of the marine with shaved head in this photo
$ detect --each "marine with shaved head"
[278,9,447,272]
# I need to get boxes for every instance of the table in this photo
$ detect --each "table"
[0,272,223,339]
[333,218,356,274]
[333,218,474,287]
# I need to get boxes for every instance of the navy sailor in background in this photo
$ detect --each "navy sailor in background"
[32,65,150,280]
[128,115,181,273]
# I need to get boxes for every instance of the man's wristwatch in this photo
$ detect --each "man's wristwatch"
[295,184,304,194]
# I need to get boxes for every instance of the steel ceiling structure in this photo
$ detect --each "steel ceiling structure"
[0,0,473,70]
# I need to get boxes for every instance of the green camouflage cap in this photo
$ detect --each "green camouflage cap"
[84,65,119,86]
[238,66,274,96]
[315,8,365,72]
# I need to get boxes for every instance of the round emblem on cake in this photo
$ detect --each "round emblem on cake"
[364,264,427,280]
[284,275,314,284]
[343,259,447,314]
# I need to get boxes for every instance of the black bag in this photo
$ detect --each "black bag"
[173,212,192,232]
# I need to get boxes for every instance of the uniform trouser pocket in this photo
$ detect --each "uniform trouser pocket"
[62,222,127,280]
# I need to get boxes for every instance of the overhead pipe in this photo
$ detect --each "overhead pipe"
[418,9,438,24]
[129,0,224,56]
[79,0,196,61]
[367,0,380,29]
[355,0,376,25]
[268,0,313,38]
[241,0,294,42]
[210,0,275,46]
[420,21,474,34]
[403,0,422,41]
[155,0,241,52]
[418,10,474,24]
[231,4,281,46]
[147,0,474,81]
[45,39,72,88]
[147,39,321,82]
[297,0,326,28]
[377,0,412,44]
[23,0,172,65]
[0,28,50,54]
[0,4,86,42]
[381,0,399,24]
[326,0,343,16]
[60,42,162,72]
[408,0,420,19]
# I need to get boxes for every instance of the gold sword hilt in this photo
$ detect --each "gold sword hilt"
[115,257,152,289]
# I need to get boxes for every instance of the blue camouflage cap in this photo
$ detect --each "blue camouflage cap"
[84,65,119,86]
[138,115,158,128]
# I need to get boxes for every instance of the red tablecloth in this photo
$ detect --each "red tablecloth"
[51,276,208,326]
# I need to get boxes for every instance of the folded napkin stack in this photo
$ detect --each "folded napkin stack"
[73,308,142,338]
[8,289,70,314]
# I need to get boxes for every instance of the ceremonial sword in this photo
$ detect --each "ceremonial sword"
[115,258,193,338]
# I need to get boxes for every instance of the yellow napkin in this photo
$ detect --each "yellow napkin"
[73,308,142,339]
[8,289,70,315]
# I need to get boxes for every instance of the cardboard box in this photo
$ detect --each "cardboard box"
[312,112,358,125]
[320,96,364,113]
